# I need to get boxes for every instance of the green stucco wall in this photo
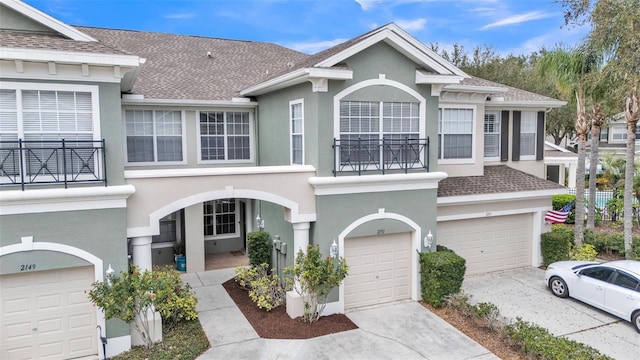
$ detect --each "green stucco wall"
[0,4,55,33]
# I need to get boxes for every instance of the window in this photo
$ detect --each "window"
[520,111,537,157]
[290,100,304,165]
[153,212,177,244]
[203,199,238,238]
[580,267,614,282]
[199,111,251,162]
[612,272,640,292]
[484,111,501,158]
[438,107,473,160]
[600,127,608,141]
[125,110,183,163]
[0,84,100,179]
[339,101,420,168]
[611,124,627,142]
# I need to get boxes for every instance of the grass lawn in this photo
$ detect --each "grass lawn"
[113,320,210,360]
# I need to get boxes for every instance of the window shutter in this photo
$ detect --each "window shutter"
[536,111,545,160]
[512,111,521,161]
[500,110,509,162]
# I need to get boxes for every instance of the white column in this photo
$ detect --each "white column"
[292,222,310,258]
[131,236,152,271]
[184,203,205,273]
[567,162,577,189]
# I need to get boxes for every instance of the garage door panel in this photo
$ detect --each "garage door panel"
[438,214,532,275]
[344,232,412,309]
[1,266,98,360]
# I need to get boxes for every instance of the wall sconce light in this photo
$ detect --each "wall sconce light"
[256,214,265,230]
[329,239,338,259]
[106,264,115,286]
[423,230,434,248]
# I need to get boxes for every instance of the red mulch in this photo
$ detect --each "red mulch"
[222,279,358,339]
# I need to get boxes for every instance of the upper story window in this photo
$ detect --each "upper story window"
[203,198,238,239]
[520,112,537,157]
[484,111,501,159]
[198,111,251,163]
[125,110,184,164]
[290,100,304,165]
[438,106,474,161]
[611,124,627,142]
[0,83,103,186]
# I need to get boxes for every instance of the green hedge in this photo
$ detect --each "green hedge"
[419,250,466,307]
[541,227,573,267]
[507,318,613,360]
[552,194,577,224]
[246,230,271,267]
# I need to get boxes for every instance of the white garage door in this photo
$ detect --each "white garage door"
[344,232,412,309]
[438,214,532,275]
[0,266,98,360]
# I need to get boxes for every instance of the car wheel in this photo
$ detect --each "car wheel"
[549,276,569,298]
[633,311,640,334]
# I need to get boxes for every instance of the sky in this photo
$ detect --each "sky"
[24,0,589,56]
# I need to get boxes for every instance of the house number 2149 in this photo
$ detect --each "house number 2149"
[20,264,36,271]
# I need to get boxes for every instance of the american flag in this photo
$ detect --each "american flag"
[545,201,574,223]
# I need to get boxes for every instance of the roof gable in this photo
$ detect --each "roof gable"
[0,0,95,41]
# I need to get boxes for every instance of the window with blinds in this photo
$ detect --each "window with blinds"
[290,100,304,165]
[438,107,474,160]
[125,110,183,163]
[484,111,501,159]
[520,111,537,157]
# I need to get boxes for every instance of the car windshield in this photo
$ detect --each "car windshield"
[571,263,597,271]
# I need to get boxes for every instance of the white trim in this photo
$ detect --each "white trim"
[545,141,572,152]
[436,205,551,222]
[0,236,108,358]
[0,47,141,68]
[437,188,567,206]
[105,335,131,359]
[0,0,96,41]
[323,208,421,315]
[239,67,353,96]
[122,97,258,107]
[289,99,304,165]
[124,165,316,179]
[486,100,566,108]
[126,187,316,237]
[415,71,464,85]
[443,84,507,94]
[309,172,447,196]
[483,110,501,160]
[0,185,136,215]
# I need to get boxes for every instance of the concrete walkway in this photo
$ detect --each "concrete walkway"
[463,267,639,360]
[182,269,499,360]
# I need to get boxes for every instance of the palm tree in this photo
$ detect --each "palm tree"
[539,46,602,246]
[623,89,639,256]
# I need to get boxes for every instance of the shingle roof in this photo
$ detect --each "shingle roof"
[76,26,309,101]
[437,165,565,197]
[545,150,578,158]
[0,30,128,55]
[462,77,563,104]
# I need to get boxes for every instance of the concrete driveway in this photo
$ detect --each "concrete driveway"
[463,267,639,360]
[184,268,499,360]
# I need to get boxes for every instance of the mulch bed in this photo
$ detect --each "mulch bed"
[222,279,358,339]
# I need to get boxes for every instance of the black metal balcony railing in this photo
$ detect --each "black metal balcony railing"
[0,139,107,191]
[333,137,430,176]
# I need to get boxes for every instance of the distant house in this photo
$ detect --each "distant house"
[0,0,566,357]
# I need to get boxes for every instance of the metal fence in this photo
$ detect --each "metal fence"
[568,188,639,222]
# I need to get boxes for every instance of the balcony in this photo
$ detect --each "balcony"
[0,139,107,190]
[333,137,430,176]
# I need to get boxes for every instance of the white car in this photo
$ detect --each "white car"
[545,260,640,333]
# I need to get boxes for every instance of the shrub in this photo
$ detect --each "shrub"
[234,264,290,311]
[88,264,198,348]
[552,194,577,223]
[284,244,349,323]
[632,236,640,260]
[506,318,613,360]
[419,249,466,307]
[541,230,572,267]
[247,230,271,267]
[570,244,598,261]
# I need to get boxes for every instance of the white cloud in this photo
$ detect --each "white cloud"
[286,39,349,54]
[355,0,382,10]
[505,24,590,56]
[481,11,551,30]
[395,18,426,31]
[164,13,195,20]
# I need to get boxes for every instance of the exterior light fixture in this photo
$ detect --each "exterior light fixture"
[256,214,265,230]
[106,264,115,286]
[424,231,434,249]
[330,239,338,259]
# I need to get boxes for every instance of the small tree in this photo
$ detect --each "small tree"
[284,244,348,323]
[88,265,198,349]
[247,230,271,267]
